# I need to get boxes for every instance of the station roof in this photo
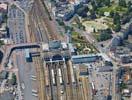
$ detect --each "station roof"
[25,49,30,58]
[72,54,98,59]
[68,43,75,53]
[42,43,49,51]
[49,40,61,49]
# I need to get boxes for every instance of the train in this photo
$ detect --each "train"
[91,82,97,95]
[58,68,63,85]
[70,64,75,83]
[51,69,55,85]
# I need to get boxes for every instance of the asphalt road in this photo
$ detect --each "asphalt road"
[16,50,38,100]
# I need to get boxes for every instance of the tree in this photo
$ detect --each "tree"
[119,0,126,7]
[110,11,115,17]
[91,1,97,11]
[96,0,103,7]
[93,28,96,33]
[120,82,127,91]
[11,73,17,85]
[104,0,110,6]
[98,10,104,16]
[106,28,112,34]
[90,9,96,19]
[114,24,121,32]
[99,31,112,41]
[56,19,65,26]
[0,51,3,63]
[64,26,73,32]
[121,15,130,24]
[113,12,120,25]
[0,40,4,46]
[128,1,132,13]
[76,5,89,18]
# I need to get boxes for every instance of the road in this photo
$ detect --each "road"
[0,42,40,72]
[15,50,38,100]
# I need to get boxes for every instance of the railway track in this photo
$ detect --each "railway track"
[27,1,87,99]
[33,55,46,100]
[29,0,62,41]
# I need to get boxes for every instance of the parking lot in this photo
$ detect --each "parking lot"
[8,5,27,44]
[85,60,113,100]
[15,50,38,100]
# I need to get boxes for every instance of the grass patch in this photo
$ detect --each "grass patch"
[97,5,127,14]
[71,31,86,43]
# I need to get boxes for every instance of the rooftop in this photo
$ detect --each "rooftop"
[0,3,7,10]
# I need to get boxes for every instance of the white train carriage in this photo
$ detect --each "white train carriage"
[51,69,56,85]
[58,68,63,84]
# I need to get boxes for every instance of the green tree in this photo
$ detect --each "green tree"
[11,73,17,85]
[113,12,120,25]
[99,31,112,41]
[91,1,97,11]
[98,10,104,16]
[0,40,4,46]
[90,9,96,19]
[119,0,126,7]
[128,1,132,12]
[110,11,114,17]
[106,28,112,34]
[96,0,103,7]
[120,82,127,91]
[104,0,110,6]
[76,5,89,17]
[93,28,96,33]
[114,24,121,32]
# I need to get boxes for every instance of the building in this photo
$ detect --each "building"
[49,40,61,50]
[42,41,69,52]
[25,49,32,62]
[121,56,131,64]
[72,54,100,64]
[0,71,8,79]
[68,43,76,55]
[43,41,70,61]
[68,0,88,4]
[42,43,49,51]
[98,66,113,72]
[0,13,3,24]
[119,20,132,40]
[78,65,89,76]
[0,3,7,12]
[64,10,75,21]
[111,36,123,47]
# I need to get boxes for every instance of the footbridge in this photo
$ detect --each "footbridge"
[1,42,41,71]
